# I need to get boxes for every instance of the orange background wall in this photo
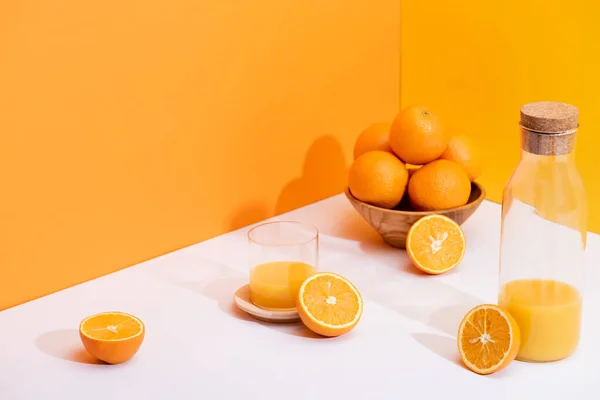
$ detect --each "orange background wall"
[0,1,400,310]
[401,0,600,232]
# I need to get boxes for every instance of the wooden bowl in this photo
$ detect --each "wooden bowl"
[344,182,486,249]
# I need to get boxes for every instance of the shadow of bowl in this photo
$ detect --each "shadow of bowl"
[344,182,486,249]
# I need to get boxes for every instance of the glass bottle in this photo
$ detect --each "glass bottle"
[498,101,587,363]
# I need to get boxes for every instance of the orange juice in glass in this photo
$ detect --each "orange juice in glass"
[248,221,318,310]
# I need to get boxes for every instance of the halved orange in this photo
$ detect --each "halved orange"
[457,304,521,375]
[406,214,466,274]
[79,311,145,364]
[296,272,363,337]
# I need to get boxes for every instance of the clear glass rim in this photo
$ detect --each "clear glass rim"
[247,220,319,247]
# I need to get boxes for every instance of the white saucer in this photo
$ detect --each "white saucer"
[233,284,300,323]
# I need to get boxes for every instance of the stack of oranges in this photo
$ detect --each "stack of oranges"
[348,105,483,211]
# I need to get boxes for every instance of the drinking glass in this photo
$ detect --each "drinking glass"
[248,221,319,310]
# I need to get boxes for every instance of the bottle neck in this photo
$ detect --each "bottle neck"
[520,149,576,164]
[520,127,577,157]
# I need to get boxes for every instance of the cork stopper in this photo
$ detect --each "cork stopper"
[519,101,579,156]
[520,101,579,133]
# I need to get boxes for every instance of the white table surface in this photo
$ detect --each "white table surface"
[1,195,599,400]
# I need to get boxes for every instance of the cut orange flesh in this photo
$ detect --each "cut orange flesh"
[296,272,363,337]
[79,311,145,364]
[457,304,521,375]
[406,214,466,274]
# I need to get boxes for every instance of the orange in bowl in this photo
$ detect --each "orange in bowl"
[348,150,409,209]
[408,159,471,211]
[389,105,449,165]
[439,134,484,182]
[353,122,393,160]
[79,311,145,364]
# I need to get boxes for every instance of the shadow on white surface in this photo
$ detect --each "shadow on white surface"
[224,300,329,339]
[394,302,482,338]
[367,279,483,337]
[179,275,327,339]
[397,259,430,276]
[412,332,464,368]
[36,329,107,365]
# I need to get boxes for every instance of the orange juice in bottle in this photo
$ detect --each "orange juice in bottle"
[498,102,586,362]
[499,279,582,361]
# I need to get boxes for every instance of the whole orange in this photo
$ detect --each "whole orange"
[389,105,449,165]
[408,159,471,211]
[440,134,484,181]
[353,122,393,160]
[348,150,408,209]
